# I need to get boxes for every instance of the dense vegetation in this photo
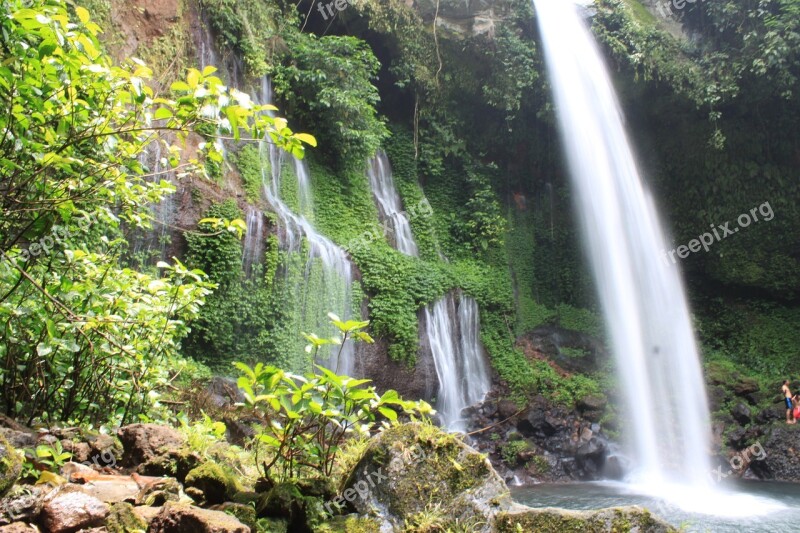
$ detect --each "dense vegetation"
[0,0,796,444]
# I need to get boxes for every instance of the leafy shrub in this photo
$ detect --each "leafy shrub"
[235,316,433,482]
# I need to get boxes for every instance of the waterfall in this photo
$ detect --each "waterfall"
[242,206,265,278]
[367,151,418,256]
[533,0,712,492]
[258,78,357,376]
[129,141,176,264]
[424,293,492,431]
[366,151,490,431]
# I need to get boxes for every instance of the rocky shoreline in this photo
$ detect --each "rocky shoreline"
[0,420,675,532]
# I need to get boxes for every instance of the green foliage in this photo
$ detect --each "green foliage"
[231,145,265,203]
[0,0,313,425]
[271,33,389,168]
[186,201,244,285]
[22,441,72,480]
[698,298,800,378]
[199,0,285,77]
[236,317,433,482]
[500,439,530,466]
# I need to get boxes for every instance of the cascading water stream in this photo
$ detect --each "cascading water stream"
[257,78,356,376]
[242,206,265,278]
[366,151,490,431]
[533,0,784,515]
[367,151,418,256]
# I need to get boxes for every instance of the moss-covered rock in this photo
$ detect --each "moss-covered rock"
[148,502,248,532]
[185,462,238,505]
[106,502,147,533]
[256,481,326,533]
[339,422,511,532]
[0,435,21,498]
[214,502,256,530]
[137,448,201,482]
[318,515,381,533]
[495,505,677,532]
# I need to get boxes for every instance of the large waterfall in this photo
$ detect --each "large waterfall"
[533,1,787,515]
[533,0,712,492]
[367,151,491,431]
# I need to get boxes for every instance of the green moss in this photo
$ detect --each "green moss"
[185,462,239,505]
[231,145,265,204]
[106,502,147,533]
[318,516,381,533]
[219,502,257,529]
[495,506,676,532]
[0,434,21,498]
[345,423,500,520]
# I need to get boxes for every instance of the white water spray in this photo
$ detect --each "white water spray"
[533,0,711,486]
[242,206,265,278]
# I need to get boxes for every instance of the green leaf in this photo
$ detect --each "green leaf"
[294,133,317,147]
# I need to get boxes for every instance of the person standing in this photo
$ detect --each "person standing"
[782,380,796,424]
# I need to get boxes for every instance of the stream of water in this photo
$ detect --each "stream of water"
[366,151,491,430]
[532,0,784,516]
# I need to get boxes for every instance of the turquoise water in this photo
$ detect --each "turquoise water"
[512,481,800,532]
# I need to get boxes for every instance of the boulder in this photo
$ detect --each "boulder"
[0,486,43,525]
[209,503,256,530]
[495,504,676,532]
[576,436,608,478]
[0,430,35,451]
[340,423,511,532]
[106,502,147,533]
[60,440,91,464]
[497,400,520,420]
[148,502,249,532]
[0,435,21,498]
[747,426,800,481]
[86,434,123,465]
[137,449,200,482]
[39,487,109,533]
[726,428,748,449]
[755,404,786,425]
[731,403,752,426]
[184,463,238,505]
[733,378,759,398]
[117,424,185,466]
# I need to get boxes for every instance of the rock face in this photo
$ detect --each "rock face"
[39,487,109,533]
[495,504,677,533]
[148,502,249,533]
[358,329,438,403]
[340,423,511,532]
[467,390,615,484]
[410,0,519,38]
[746,426,800,480]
